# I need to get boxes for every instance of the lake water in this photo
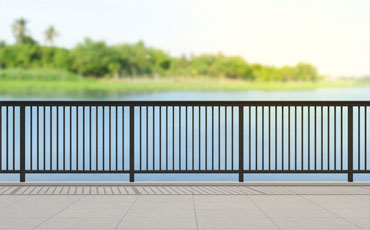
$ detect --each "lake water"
[1,87,369,181]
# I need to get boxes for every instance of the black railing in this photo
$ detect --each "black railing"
[0,101,369,182]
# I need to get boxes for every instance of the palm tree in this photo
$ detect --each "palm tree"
[12,18,27,44]
[44,25,58,45]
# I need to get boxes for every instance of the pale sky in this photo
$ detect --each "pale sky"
[0,0,369,77]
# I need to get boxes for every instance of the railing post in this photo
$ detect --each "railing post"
[347,106,353,182]
[20,106,26,182]
[129,105,135,182]
[238,106,244,182]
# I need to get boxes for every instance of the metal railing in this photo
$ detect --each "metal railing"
[0,101,369,182]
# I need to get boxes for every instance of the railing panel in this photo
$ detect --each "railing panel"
[0,105,20,172]
[22,105,130,173]
[0,101,369,182]
[134,105,240,172]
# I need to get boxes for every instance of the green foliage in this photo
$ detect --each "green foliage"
[112,41,172,77]
[0,44,70,69]
[69,38,119,77]
[0,39,322,81]
[1,17,323,82]
[0,41,6,48]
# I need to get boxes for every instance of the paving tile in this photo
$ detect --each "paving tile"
[303,195,370,230]
[249,195,361,230]
[0,195,83,230]
[35,195,138,230]
[194,195,278,230]
[116,195,197,230]
[0,195,29,209]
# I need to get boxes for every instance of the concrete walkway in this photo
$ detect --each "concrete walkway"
[0,183,369,230]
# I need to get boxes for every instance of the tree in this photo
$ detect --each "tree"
[69,38,121,77]
[294,62,320,81]
[12,18,28,44]
[0,41,6,49]
[44,25,58,46]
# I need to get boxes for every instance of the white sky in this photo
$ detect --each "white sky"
[0,0,369,77]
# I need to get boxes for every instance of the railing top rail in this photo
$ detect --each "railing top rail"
[1,100,369,106]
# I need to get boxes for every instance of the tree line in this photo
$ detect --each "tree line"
[0,18,321,81]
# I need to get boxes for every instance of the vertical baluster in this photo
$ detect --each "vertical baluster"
[147,106,149,170]
[172,106,174,170]
[29,106,31,170]
[205,106,207,170]
[199,106,201,170]
[348,106,353,182]
[50,107,52,170]
[0,105,2,171]
[140,106,142,171]
[166,106,168,170]
[63,106,65,171]
[321,106,323,170]
[212,106,214,170]
[314,106,317,170]
[179,106,182,170]
[238,105,244,182]
[193,106,195,170]
[218,106,220,170]
[365,106,367,171]
[269,106,271,170]
[282,106,284,170]
[334,106,337,170]
[231,106,234,170]
[70,107,72,171]
[107,106,112,171]
[5,106,8,170]
[36,106,39,171]
[288,106,290,170]
[129,105,134,182]
[20,106,25,182]
[358,106,360,170]
[308,106,310,170]
[262,106,264,170]
[13,106,16,171]
[153,106,155,170]
[301,106,303,170]
[160,106,162,170]
[328,106,330,170]
[226,106,228,170]
[76,106,79,170]
[83,106,86,171]
[255,106,258,170]
[115,106,117,171]
[90,107,92,170]
[96,106,98,170]
[102,106,104,170]
[186,106,188,170]
[249,106,251,170]
[295,106,297,170]
[122,106,126,170]
[57,106,59,170]
[275,106,277,170]
[341,106,343,170]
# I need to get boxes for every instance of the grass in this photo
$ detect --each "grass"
[0,69,368,98]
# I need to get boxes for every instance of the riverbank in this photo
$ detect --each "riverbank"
[0,77,367,98]
[0,68,368,98]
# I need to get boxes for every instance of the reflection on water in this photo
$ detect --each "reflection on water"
[1,87,369,181]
